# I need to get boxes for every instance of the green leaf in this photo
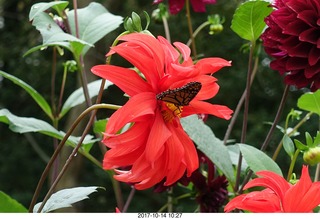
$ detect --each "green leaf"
[283,134,295,158]
[0,70,52,119]
[29,1,69,21]
[294,139,308,151]
[67,2,123,55]
[33,186,103,213]
[0,109,96,148]
[239,144,283,176]
[93,119,108,135]
[26,12,92,56]
[181,115,235,185]
[297,90,320,116]
[0,191,28,212]
[60,79,113,118]
[231,1,273,41]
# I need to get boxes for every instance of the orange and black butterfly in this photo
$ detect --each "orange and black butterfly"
[156,81,202,106]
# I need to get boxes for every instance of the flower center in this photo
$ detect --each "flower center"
[161,102,183,123]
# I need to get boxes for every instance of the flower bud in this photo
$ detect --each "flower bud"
[303,147,320,166]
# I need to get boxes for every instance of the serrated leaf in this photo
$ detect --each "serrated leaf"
[60,79,113,118]
[181,115,235,185]
[239,144,283,176]
[33,186,102,213]
[283,134,295,158]
[231,1,273,41]
[0,70,52,119]
[0,109,96,148]
[67,2,123,55]
[0,191,28,212]
[29,1,69,21]
[297,90,320,116]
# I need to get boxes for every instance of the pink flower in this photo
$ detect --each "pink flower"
[261,0,320,91]
[91,33,232,190]
[224,165,320,212]
[153,0,217,14]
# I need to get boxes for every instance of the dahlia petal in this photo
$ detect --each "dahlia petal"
[195,76,219,100]
[103,146,144,169]
[173,42,191,62]
[308,45,320,66]
[298,182,320,212]
[195,58,231,75]
[305,62,320,78]
[297,10,318,26]
[170,123,199,175]
[168,0,185,14]
[104,121,148,146]
[145,110,171,162]
[116,33,165,87]
[282,19,308,36]
[300,27,320,44]
[224,189,281,213]
[106,92,156,134]
[243,173,290,203]
[286,57,308,70]
[190,0,216,12]
[283,165,313,212]
[182,101,233,120]
[91,65,152,96]
[158,36,180,64]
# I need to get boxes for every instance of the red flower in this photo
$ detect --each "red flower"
[91,33,232,190]
[153,0,216,14]
[224,165,320,212]
[261,0,320,91]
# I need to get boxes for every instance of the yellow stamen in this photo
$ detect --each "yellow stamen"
[161,102,183,123]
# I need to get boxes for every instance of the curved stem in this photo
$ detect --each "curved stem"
[185,0,197,58]
[28,103,120,212]
[122,187,136,212]
[286,149,300,181]
[272,111,313,161]
[186,21,210,47]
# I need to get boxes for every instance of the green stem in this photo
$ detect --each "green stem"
[186,21,210,47]
[185,0,197,58]
[28,103,121,212]
[57,64,68,114]
[162,15,171,43]
[272,112,313,161]
[234,41,256,192]
[286,149,300,181]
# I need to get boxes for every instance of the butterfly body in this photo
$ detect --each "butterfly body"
[156,81,202,106]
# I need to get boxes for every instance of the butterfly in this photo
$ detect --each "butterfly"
[156,81,202,106]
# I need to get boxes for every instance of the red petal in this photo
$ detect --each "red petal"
[195,58,231,75]
[182,101,233,120]
[91,65,152,96]
[224,189,281,213]
[145,110,172,162]
[283,165,314,212]
[173,42,191,62]
[244,170,291,203]
[106,92,156,134]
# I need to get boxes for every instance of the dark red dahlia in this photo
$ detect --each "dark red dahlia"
[261,0,320,91]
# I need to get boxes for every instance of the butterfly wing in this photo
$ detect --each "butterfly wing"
[156,81,202,106]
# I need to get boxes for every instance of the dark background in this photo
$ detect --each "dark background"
[0,0,317,212]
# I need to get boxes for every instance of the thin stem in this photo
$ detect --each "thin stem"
[185,0,197,58]
[51,47,57,118]
[223,57,259,144]
[28,104,121,212]
[162,15,171,43]
[122,187,136,213]
[234,41,256,192]
[286,149,300,181]
[167,188,173,212]
[272,111,313,161]
[57,65,68,114]
[238,85,290,194]
[186,21,210,47]
[261,85,289,152]
[315,163,320,182]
